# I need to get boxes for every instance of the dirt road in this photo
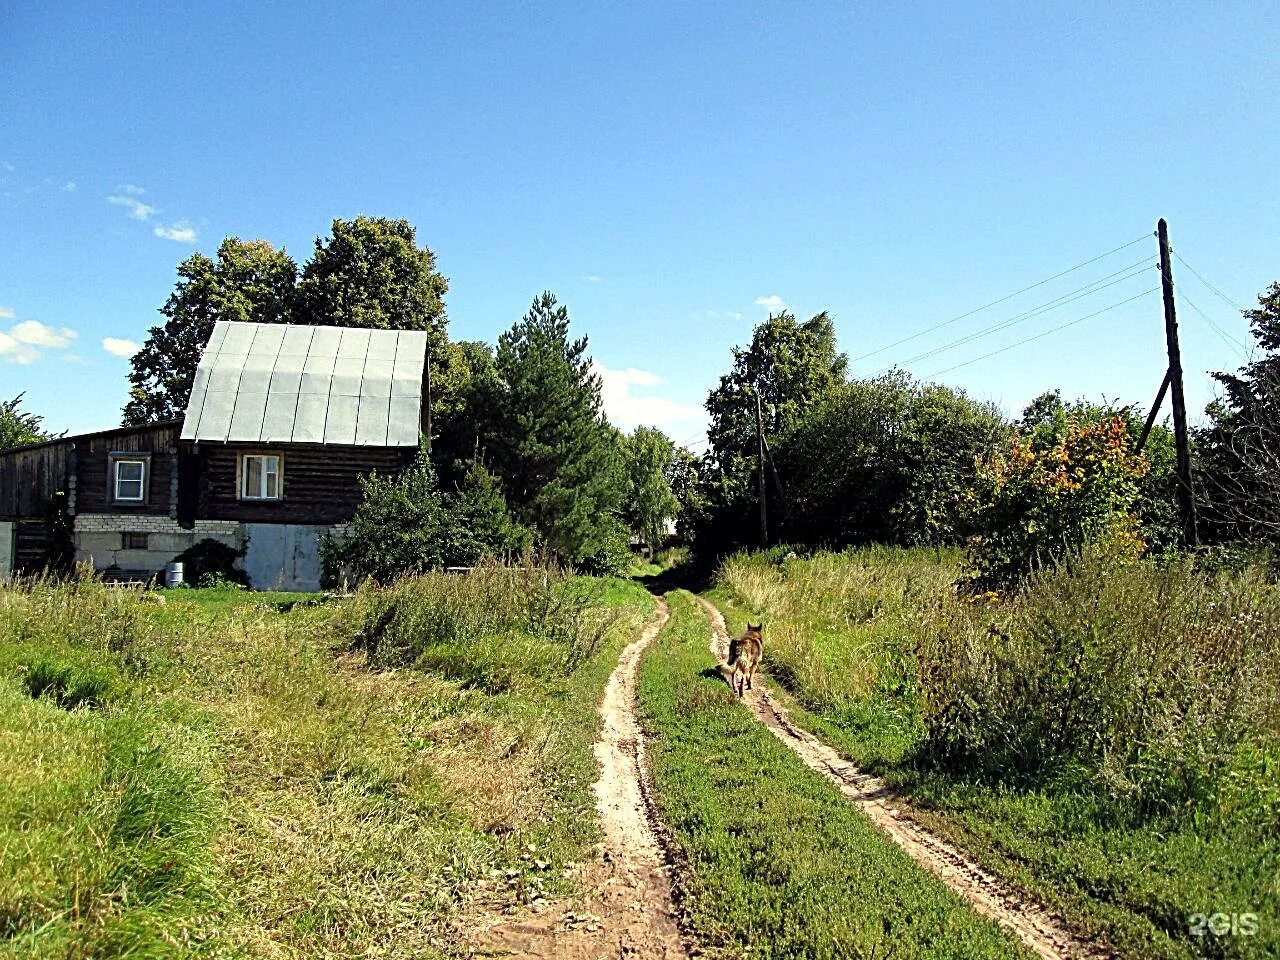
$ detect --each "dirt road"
[476,600,690,960]
[696,595,1108,960]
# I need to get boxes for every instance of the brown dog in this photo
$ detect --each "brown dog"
[727,623,763,697]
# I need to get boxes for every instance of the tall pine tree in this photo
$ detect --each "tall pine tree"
[487,292,628,571]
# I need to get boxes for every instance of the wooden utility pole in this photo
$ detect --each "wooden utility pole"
[754,390,768,547]
[1157,218,1198,546]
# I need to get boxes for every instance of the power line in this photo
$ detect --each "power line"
[879,259,1155,373]
[1181,292,1249,358]
[1172,251,1247,312]
[926,287,1159,378]
[851,234,1151,364]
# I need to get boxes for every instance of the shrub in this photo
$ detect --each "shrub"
[324,447,531,586]
[966,413,1148,586]
[173,538,249,588]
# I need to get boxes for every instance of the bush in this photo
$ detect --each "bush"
[966,413,1148,586]
[324,447,531,586]
[173,538,249,588]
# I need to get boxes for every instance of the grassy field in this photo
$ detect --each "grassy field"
[636,589,1030,959]
[0,568,653,958]
[709,547,1280,959]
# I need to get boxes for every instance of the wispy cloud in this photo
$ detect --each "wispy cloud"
[107,193,157,221]
[62,181,76,192]
[154,221,197,243]
[102,336,140,358]
[591,359,707,432]
[755,294,785,311]
[117,183,146,196]
[0,306,13,319]
[0,319,78,364]
[704,309,744,322]
[584,275,603,283]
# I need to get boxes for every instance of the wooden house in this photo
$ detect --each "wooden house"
[0,321,426,589]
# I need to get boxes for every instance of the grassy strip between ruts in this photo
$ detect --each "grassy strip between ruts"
[707,549,1280,960]
[636,589,1031,960]
[1,572,654,959]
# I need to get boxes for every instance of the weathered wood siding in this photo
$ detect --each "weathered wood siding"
[14,520,53,573]
[0,442,72,520]
[74,423,182,518]
[195,443,415,525]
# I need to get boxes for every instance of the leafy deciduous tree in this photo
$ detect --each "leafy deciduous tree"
[621,426,680,553]
[123,238,297,425]
[0,393,55,449]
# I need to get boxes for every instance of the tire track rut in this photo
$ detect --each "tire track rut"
[696,595,1108,960]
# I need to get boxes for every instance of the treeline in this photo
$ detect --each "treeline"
[123,218,679,578]
[681,288,1280,582]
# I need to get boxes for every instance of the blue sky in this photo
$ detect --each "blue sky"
[2,1,1277,448]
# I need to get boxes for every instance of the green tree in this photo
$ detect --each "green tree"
[1200,281,1280,548]
[705,310,847,464]
[621,426,680,553]
[323,445,528,584]
[692,310,847,560]
[779,373,1005,547]
[295,216,448,337]
[431,340,500,486]
[0,393,55,449]
[486,292,629,571]
[123,238,297,425]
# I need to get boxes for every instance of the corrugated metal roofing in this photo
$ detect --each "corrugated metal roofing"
[181,321,427,446]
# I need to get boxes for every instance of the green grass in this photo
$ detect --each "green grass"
[0,571,654,958]
[637,590,1030,959]
[710,548,1280,959]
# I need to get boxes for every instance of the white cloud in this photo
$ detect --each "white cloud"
[102,336,139,357]
[0,332,37,364]
[10,320,76,348]
[755,294,785,310]
[62,181,76,192]
[117,183,146,196]
[107,194,157,221]
[154,221,197,243]
[0,319,78,364]
[0,306,13,319]
[585,275,603,283]
[591,360,707,432]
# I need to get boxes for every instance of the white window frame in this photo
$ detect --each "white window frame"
[112,457,148,504]
[240,453,283,501]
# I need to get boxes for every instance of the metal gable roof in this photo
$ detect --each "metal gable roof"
[180,321,426,446]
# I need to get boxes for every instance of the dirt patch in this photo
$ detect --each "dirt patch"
[696,596,1108,960]
[473,599,690,960]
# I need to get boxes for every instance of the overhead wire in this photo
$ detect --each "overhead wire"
[1173,251,1247,312]
[925,287,1160,378]
[1181,292,1249,359]
[851,234,1152,363]
[877,258,1156,374]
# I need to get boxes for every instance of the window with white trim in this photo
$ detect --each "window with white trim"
[241,454,282,500]
[113,458,147,503]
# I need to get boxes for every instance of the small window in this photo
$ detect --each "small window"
[241,454,282,501]
[122,532,149,550]
[114,459,147,503]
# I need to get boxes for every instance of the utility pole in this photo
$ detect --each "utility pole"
[754,390,768,547]
[1157,218,1198,546]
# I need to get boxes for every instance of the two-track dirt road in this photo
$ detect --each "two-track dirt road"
[695,595,1107,960]
[475,599,689,960]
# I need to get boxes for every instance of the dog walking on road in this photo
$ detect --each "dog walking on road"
[727,623,764,698]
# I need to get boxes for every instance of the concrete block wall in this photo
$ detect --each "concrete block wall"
[74,514,241,574]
